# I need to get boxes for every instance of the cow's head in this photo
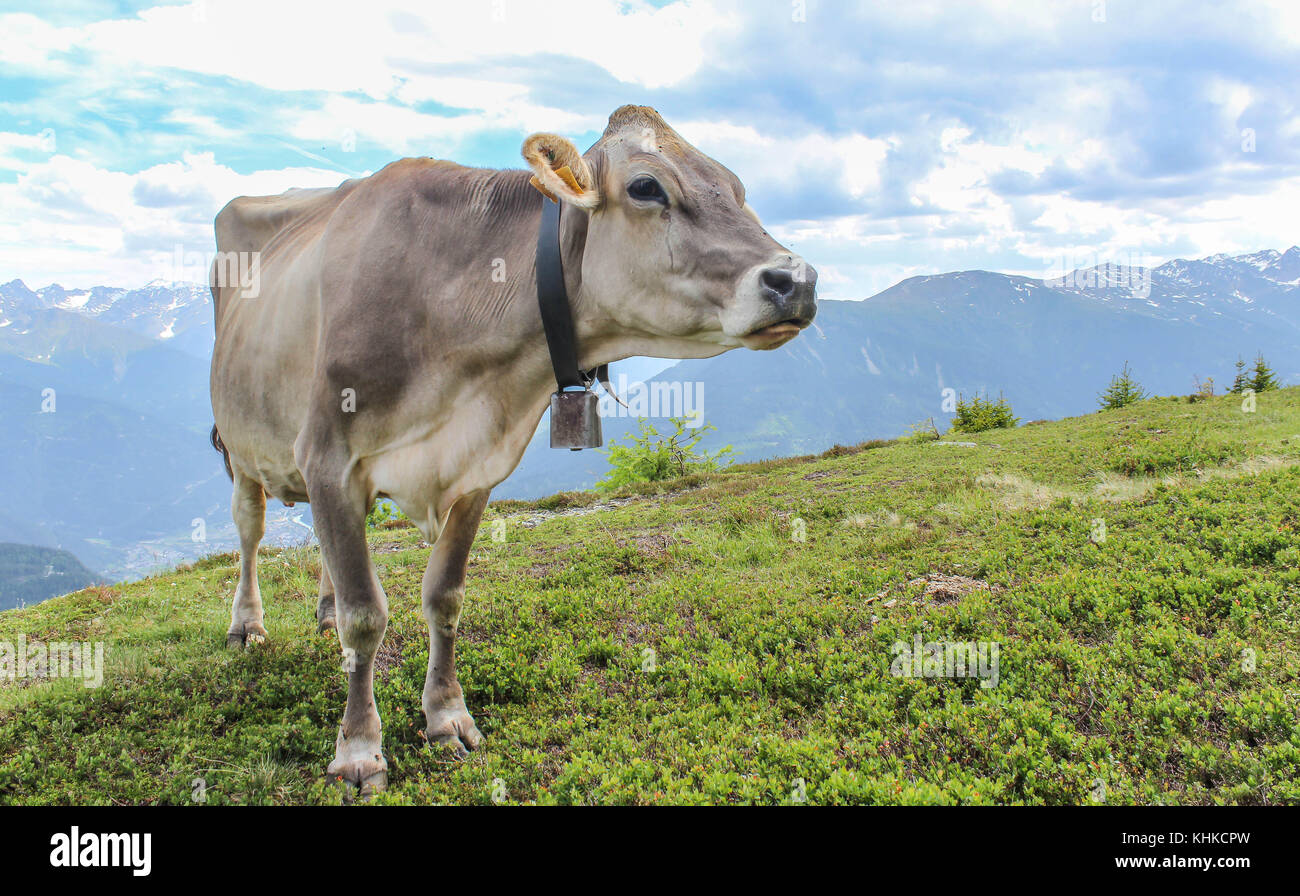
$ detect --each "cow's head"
[523,105,816,358]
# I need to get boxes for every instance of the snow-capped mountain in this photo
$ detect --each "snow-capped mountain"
[1195,246,1300,285]
[0,278,228,581]
[4,245,1296,364]
[1046,246,1300,327]
[0,278,213,359]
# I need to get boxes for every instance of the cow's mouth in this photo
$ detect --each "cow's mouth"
[741,317,810,349]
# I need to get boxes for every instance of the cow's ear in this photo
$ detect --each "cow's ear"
[522,133,600,210]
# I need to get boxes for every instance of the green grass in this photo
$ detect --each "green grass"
[2,389,1299,805]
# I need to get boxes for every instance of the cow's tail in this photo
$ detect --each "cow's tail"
[211,424,234,481]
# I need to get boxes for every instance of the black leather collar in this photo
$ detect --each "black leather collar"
[535,197,623,403]
[535,197,588,390]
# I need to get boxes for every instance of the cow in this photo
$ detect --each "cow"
[209,105,817,794]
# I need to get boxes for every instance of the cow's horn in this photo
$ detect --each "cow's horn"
[592,364,628,408]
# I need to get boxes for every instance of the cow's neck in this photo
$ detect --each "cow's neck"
[464,173,720,431]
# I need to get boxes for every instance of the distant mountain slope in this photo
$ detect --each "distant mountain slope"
[0,374,231,576]
[501,249,1300,497]
[0,543,99,611]
[0,279,260,580]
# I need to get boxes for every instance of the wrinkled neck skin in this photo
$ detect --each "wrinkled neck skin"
[506,191,732,422]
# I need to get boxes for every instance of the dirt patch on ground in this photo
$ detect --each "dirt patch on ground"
[632,532,680,560]
[872,572,1000,607]
[373,540,428,554]
[523,560,560,579]
[909,573,996,604]
[507,497,638,529]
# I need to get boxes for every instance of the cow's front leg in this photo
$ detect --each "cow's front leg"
[304,460,389,796]
[421,490,489,758]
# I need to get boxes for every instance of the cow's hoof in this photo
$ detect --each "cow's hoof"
[330,766,387,800]
[425,707,483,759]
[328,729,388,798]
[226,621,268,649]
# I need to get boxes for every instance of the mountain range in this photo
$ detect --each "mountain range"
[1,246,1297,586]
[507,246,1300,494]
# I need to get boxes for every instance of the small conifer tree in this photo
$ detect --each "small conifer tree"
[1249,353,1281,393]
[1098,362,1147,410]
[1229,356,1249,394]
[950,392,1019,433]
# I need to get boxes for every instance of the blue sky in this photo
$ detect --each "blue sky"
[1,0,1297,296]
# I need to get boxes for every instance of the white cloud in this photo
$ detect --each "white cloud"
[283,93,603,160]
[678,120,892,210]
[0,0,725,96]
[0,129,56,169]
[1,0,1298,302]
[0,152,349,287]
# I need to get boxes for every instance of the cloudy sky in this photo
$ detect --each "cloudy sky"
[1,0,1297,298]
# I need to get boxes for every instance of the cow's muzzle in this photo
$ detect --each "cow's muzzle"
[739,260,817,349]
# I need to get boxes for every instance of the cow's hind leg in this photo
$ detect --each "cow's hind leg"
[304,462,389,795]
[226,471,268,648]
[422,491,488,757]
[316,561,336,633]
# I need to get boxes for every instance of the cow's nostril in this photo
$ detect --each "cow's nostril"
[759,267,796,300]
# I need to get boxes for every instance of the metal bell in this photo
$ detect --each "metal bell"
[550,388,603,450]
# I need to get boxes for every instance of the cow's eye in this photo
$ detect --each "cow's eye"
[627,176,667,205]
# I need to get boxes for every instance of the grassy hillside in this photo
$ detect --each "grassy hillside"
[1,389,1298,805]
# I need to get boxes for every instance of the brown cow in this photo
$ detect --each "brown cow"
[209,105,816,793]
